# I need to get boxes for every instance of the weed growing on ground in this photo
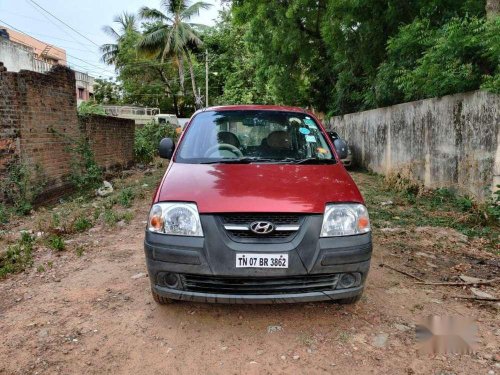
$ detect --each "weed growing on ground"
[0,163,47,215]
[103,209,134,226]
[357,172,499,252]
[73,217,93,232]
[118,187,135,208]
[56,131,104,192]
[48,235,65,251]
[122,212,134,224]
[0,232,35,278]
[104,209,119,226]
[75,246,85,257]
[337,331,351,343]
[0,204,9,225]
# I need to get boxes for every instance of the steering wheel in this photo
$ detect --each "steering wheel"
[204,143,243,158]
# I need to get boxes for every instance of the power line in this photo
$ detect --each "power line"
[24,0,102,60]
[26,0,100,47]
[0,18,115,77]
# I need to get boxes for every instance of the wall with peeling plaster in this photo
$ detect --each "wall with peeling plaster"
[328,91,500,200]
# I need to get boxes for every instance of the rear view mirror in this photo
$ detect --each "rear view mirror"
[159,138,175,159]
[333,138,348,159]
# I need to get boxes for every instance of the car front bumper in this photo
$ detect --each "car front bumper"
[152,284,365,304]
[144,215,372,304]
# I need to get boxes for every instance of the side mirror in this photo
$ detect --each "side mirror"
[159,137,175,159]
[333,138,348,159]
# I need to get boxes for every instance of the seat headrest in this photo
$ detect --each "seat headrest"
[267,131,291,149]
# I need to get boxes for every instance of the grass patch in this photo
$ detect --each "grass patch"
[103,209,134,226]
[356,172,499,252]
[75,246,85,257]
[337,331,351,343]
[118,187,136,208]
[73,216,93,232]
[0,204,10,225]
[48,235,65,251]
[0,232,35,278]
[2,166,164,276]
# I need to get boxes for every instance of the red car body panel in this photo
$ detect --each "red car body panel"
[156,163,363,213]
[154,105,364,213]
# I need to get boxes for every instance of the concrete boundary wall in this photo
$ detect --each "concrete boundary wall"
[328,91,500,200]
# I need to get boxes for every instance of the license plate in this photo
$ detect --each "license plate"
[235,253,288,268]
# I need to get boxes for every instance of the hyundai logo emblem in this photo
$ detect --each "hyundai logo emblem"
[249,221,275,235]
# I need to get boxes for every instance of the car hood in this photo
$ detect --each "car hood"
[155,163,364,214]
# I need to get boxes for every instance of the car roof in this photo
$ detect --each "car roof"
[195,104,309,114]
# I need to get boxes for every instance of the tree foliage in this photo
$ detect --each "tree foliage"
[93,78,122,104]
[100,1,211,116]
[205,0,495,115]
[101,0,498,116]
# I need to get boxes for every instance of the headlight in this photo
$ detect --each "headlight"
[320,203,370,237]
[148,202,203,237]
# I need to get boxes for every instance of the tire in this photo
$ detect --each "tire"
[337,292,363,305]
[151,289,175,305]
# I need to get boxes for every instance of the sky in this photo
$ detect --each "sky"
[0,0,223,79]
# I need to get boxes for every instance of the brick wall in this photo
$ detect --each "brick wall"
[0,66,135,202]
[0,71,21,173]
[20,67,79,195]
[79,115,135,170]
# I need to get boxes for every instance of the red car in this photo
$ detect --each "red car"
[144,105,372,304]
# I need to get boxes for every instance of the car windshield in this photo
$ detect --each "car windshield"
[176,110,335,164]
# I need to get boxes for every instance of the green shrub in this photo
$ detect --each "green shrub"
[118,187,135,208]
[73,217,93,232]
[0,232,35,278]
[103,209,119,226]
[102,209,134,226]
[77,101,106,116]
[134,121,177,164]
[48,235,65,251]
[68,137,103,192]
[486,185,500,222]
[0,204,9,225]
[122,211,134,224]
[0,163,46,215]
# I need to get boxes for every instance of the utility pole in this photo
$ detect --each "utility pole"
[205,50,209,108]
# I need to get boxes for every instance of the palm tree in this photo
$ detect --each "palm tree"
[137,0,211,107]
[100,12,139,66]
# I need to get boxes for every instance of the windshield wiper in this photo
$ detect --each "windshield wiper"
[199,157,336,165]
[291,158,336,165]
[199,157,278,164]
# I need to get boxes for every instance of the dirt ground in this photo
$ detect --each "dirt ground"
[0,170,498,375]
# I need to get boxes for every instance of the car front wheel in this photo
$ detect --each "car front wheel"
[337,291,363,305]
[151,288,175,305]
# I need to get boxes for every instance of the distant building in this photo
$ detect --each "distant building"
[75,71,95,105]
[1,26,66,65]
[0,26,94,105]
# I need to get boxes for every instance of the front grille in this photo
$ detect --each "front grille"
[181,274,339,295]
[229,230,292,239]
[219,213,303,242]
[220,214,302,226]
